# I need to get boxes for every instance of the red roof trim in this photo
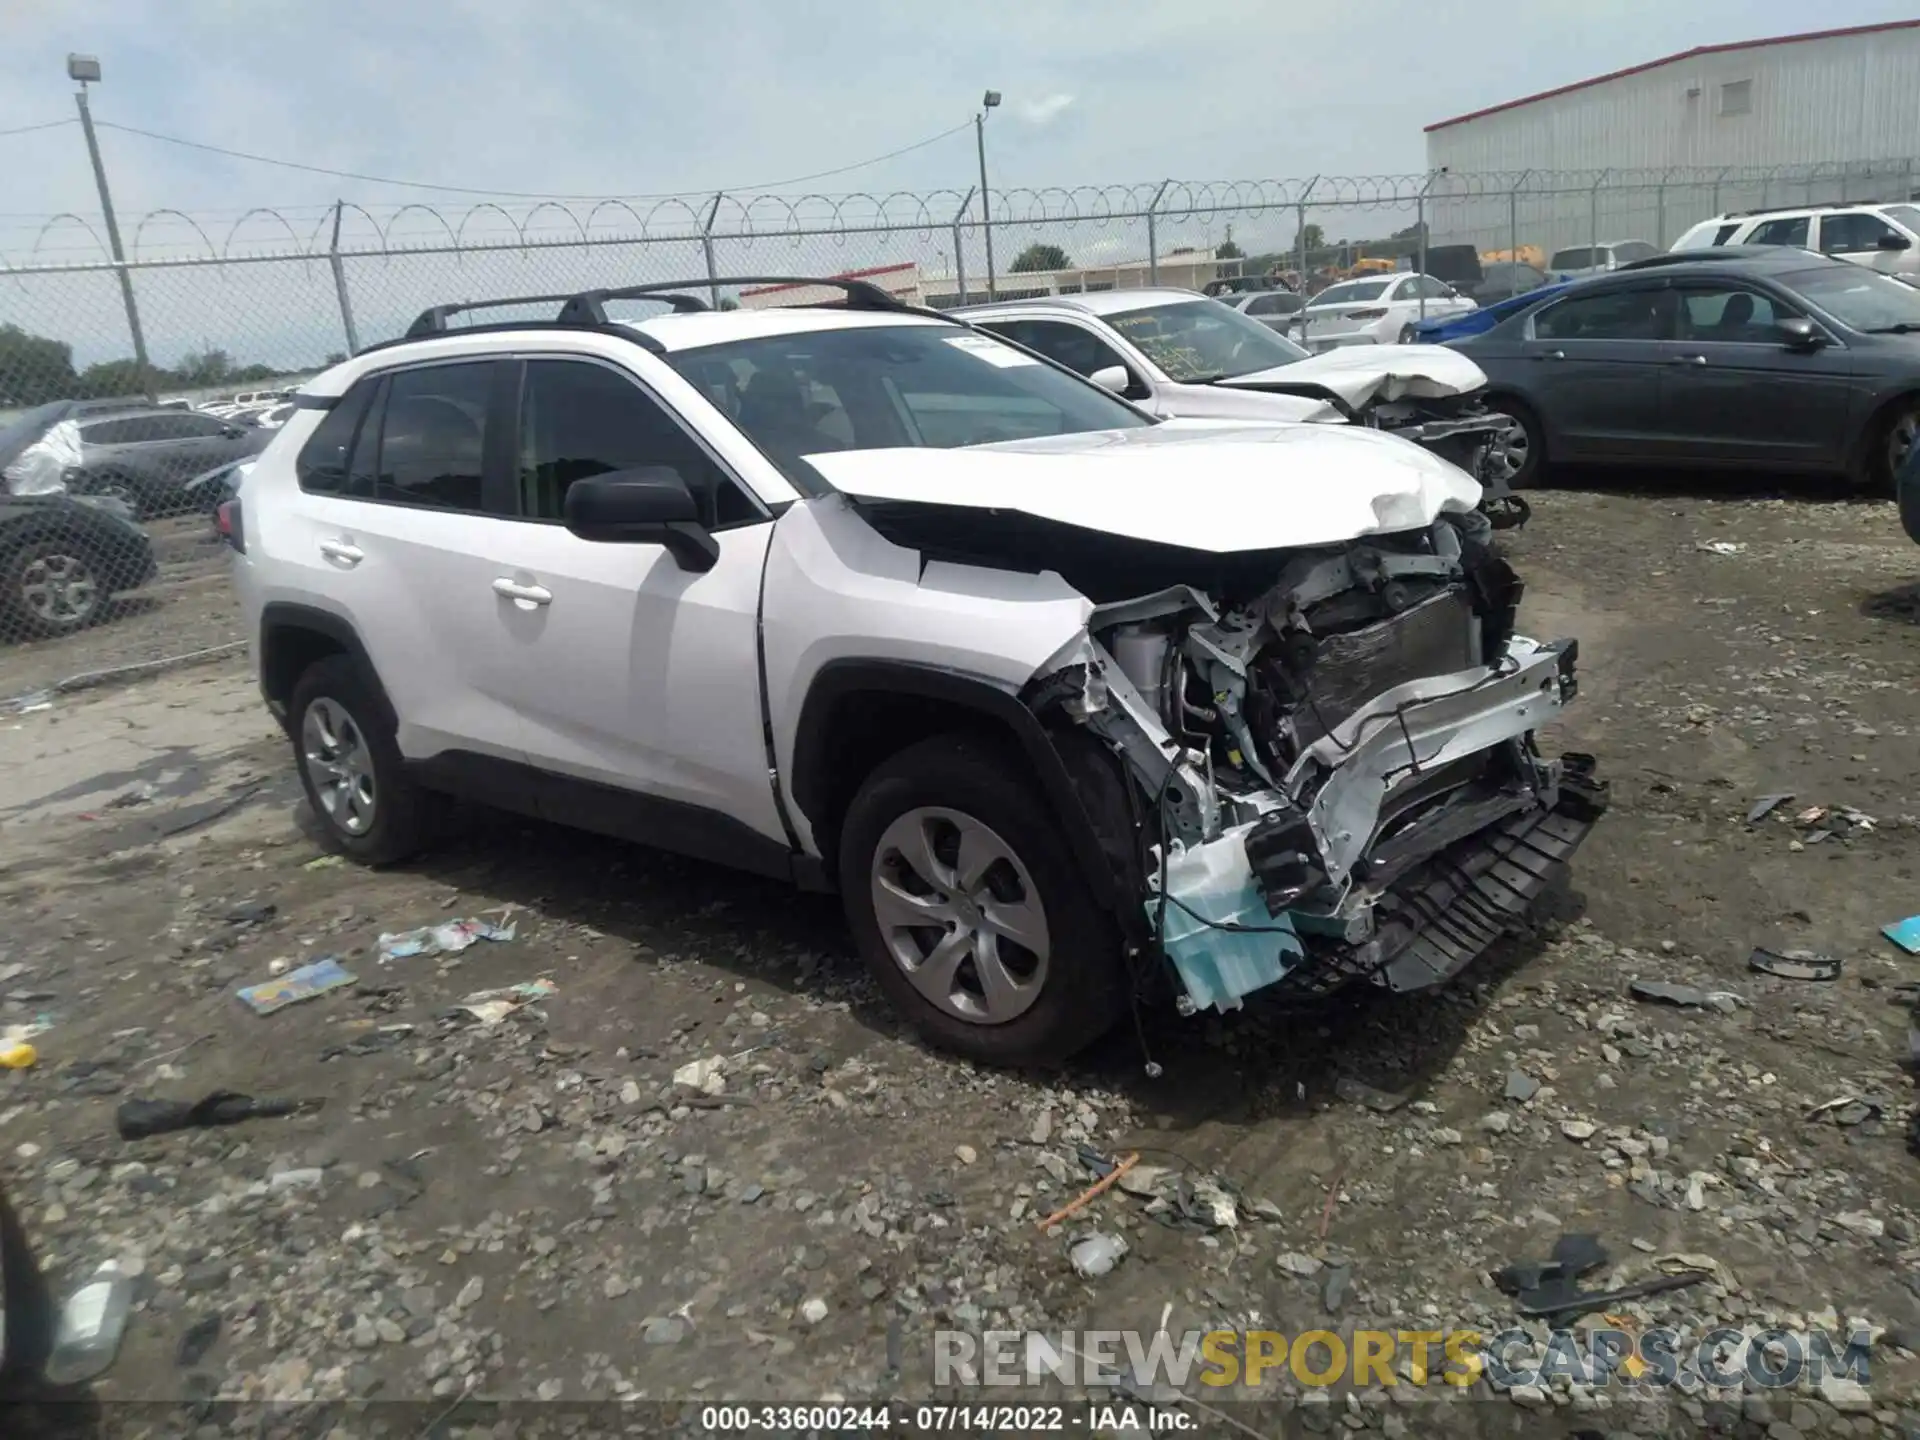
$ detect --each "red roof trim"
[1425,19,1920,132]
[739,262,916,297]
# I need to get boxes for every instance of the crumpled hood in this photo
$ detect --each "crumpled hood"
[1213,344,1488,407]
[807,420,1482,553]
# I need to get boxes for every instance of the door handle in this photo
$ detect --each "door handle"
[318,539,363,566]
[1534,349,1566,361]
[1669,354,1708,365]
[492,578,552,607]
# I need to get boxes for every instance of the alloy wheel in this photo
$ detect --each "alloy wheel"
[869,806,1050,1025]
[1888,409,1919,481]
[1484,420,1531,484]
[301,696,377,836]
[18,551,99,629]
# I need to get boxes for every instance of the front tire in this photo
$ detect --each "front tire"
[1869,400,1920,493]
[839,734,1125,1067]
[288,656,436,865]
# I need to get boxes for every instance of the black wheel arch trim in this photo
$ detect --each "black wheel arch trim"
[259,602,398,738]
[789,658,1123,912]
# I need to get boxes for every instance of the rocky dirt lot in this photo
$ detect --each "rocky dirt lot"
[0,485,1918,1438]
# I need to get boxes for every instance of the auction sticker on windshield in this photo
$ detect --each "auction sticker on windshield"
[943,334,1038,366]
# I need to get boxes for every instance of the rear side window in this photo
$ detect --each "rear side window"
[295,381,378,495]
[375,363,493,511]
[1711,223,1741,246]
[1748,216,1810,247]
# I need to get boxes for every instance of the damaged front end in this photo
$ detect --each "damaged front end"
[1025,514,1604,1013]
[1365,395,1529,532]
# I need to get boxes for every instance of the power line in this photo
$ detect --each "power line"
[91,118,974,200]
[0,118,75,138]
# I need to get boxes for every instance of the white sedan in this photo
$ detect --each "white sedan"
[1298,273,1476,350]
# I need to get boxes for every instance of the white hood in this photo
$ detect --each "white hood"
[806,421,1482,553]
[1214,345,1487,408]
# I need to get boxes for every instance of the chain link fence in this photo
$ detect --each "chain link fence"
[2,158,1917,689]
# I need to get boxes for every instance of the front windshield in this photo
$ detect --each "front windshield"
[1105,299,1310,382]
[1783,264,1920,331]
[1308,279,1390,307]
[664,322,1151,486]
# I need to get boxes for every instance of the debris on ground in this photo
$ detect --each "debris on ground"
[224,901,277,926]
[236,956,355,1015]
[1805,1094,1888,1126]
[0,1041,36,1069]
[1035,1151,1138,1231]
[671,1056,728,1095]
[1884,914,1920,954]
[1068,1233,1128,1279]
[1333,1076,1411,1112]
[43,1259,134,1386]
[115,1089,315,1140]
[1747,947,1842,981]
[1694,540,1746,555]
[455,978,556,1026]
[302,854,344,871]
[1494,1234,1712,1322]
[175,1313,221,1369]
[377,916,516,963]
[1744,791,1793,823]
[1627,978,1738,1010]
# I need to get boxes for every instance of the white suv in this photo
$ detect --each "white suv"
[225,277,1603,1066]
[1670,203,1920,281]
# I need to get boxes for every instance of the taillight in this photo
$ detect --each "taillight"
[1348,308,1389,320]
[216,497,244,553]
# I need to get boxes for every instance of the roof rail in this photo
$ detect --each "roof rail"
[404,288,708,338]
[1720,199,1891,220]
[398,274,920,343]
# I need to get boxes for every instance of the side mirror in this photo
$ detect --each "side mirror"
[221,425,245,439]
[563,467,719,572]
[1777,316,1825,350]
[1879,233,1913,251]
[1089,365,1131,395]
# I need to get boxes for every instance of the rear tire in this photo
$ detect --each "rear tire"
[1484,398,1545,490]
[838,733,1125,1067]
[2,538,107,640]
[288,656,437,865]
[1867,399,1920,494]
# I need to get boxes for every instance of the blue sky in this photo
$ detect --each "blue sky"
[4,0,1917,226]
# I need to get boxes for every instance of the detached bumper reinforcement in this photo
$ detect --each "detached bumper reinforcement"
[1371,754,1608,995]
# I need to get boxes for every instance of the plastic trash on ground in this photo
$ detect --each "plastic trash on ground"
[1884,914,1920,955]
[458,978,556,1025]
[1147,827,1303,1012]
[379,917,516,963]
[1069,1233,1128,1278]
[236,956,355,1015]
[42,1259,134,1386]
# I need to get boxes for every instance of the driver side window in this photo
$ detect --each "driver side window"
[516,359,761,530]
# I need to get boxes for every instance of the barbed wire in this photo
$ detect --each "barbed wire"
[3,158,1916,270]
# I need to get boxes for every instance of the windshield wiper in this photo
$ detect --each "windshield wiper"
[1864,322,1920,333]
[1187,372,1228,384]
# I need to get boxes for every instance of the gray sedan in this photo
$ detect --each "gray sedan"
[1450,248,1920,491]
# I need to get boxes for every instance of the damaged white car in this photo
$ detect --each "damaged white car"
[231,278,1603,1069]
[960,288,1530,528]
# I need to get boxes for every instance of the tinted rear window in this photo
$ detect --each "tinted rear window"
[1550,248,1598,269]
[296,383,377,495]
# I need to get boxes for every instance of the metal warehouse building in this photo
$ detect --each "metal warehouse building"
[1422,21,1920,259]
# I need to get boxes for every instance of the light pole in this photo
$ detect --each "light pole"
[976,89,1001,300]
[69,53,155,402]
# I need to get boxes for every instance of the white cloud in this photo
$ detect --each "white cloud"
[1018,93,1075,126]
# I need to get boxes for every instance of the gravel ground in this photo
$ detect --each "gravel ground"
[0,485,1918,1437]
[0,515,242,701]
